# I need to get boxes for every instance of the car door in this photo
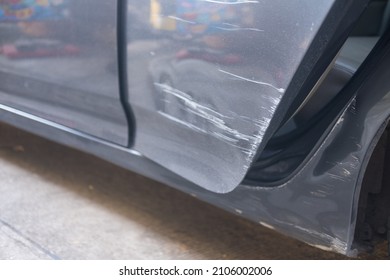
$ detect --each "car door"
[124,0,370,193]
[0,0,131,146]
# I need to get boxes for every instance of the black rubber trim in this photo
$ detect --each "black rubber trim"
[117,0,136,147]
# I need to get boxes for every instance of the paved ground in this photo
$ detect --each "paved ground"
[0,123,387,259]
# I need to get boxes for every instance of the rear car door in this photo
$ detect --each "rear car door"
[125,0,370,192]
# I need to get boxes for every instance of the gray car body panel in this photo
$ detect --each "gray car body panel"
[0,0,387,256]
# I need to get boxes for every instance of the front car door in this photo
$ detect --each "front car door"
[0,0,130,146]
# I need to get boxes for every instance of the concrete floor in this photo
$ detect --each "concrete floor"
[0,122,386,259]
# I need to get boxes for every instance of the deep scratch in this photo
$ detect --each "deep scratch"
[156,83,256,144]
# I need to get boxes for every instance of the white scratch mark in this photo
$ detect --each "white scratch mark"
[168,16,196,24]
[285,222,347,253]
[220,23,263,32]
[159,111,207,134]
[211,131,240,143]
[259,221,275,230]
[218,69,285,93]
[342,168,351,176]
[329,173,347,182]
[156,83,225,118]
[156,83,256,144]
[336,117,344,125]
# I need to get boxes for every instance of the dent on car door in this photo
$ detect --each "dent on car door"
[0,0,130,146]
[125,0,369,193]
